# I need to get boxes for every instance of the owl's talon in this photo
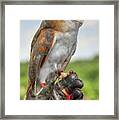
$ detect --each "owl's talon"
[60,72,68,79]
[40,83,46,88]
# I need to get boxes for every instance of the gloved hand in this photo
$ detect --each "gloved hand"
[52,70,84,100]
[26,70,84,100]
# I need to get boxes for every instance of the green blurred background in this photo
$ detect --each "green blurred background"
[20,20,99,100]
[20,55,99,100]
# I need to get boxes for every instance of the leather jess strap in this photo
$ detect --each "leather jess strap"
[62,89,72,100]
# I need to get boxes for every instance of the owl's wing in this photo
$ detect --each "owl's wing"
[30,22,45,53]
[26,28,55,98]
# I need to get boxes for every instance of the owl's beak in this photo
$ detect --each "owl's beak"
[76,20,83,24]
[73,20,84,27]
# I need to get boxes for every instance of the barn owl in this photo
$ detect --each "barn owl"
[26,20,83,99]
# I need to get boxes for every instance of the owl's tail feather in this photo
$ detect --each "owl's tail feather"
[24,80,35,100]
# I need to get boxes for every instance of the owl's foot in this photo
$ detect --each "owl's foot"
[40,82,46,88]
[35,82,46,96]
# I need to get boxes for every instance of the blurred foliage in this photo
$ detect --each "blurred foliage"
[20,55,99,100]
